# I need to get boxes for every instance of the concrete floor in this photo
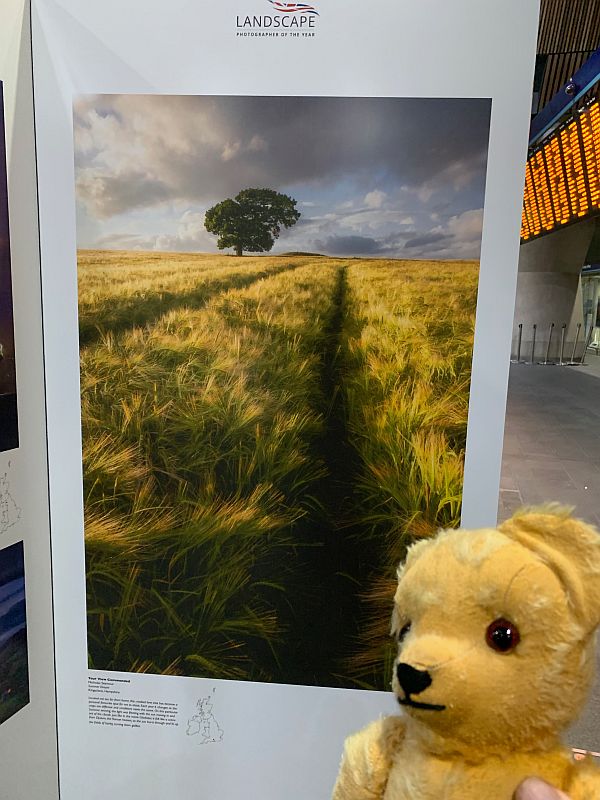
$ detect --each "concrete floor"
[498,355,600,752]
[498,357,600,527]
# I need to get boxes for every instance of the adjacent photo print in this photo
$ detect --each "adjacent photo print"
[0,541,29,724]
[74,94,491,689]
[0,82,18,452]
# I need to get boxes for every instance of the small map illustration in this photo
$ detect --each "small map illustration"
[186,689,223,744]
[0,471,21,534]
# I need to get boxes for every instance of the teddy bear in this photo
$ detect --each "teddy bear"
[332,506,600,800]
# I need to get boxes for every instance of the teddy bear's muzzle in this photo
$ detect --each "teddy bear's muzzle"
[396,663,446,711]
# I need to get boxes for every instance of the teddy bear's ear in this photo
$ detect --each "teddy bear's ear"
[391,537,436,636]
[395,536,435,589]
[498,505,600,630]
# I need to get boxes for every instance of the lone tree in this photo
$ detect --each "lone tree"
[204,188,300,256]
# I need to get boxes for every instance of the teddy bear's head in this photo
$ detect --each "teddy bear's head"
[391,506,600,753]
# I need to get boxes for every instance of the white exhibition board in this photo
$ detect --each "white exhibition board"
[30,1,540,799]
[0,2,59,799]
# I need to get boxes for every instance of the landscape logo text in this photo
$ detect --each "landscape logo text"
[236,0,319,36]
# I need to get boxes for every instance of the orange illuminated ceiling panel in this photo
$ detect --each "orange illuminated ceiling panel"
[524,160,541,237]
[584,104,600,210]
[547,137,569,224]
[521,97,600,242]
[520,210,527,239]
[533,150,554,232]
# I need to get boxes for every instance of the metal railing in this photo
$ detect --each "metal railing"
[511,322,594,365]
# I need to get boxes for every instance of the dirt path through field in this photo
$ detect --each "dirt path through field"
[279,265,377,687]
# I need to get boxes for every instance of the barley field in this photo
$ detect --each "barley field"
[341,260,478,685]
[79,250,478,689]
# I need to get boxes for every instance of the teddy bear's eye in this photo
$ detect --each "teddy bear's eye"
[485,618,520,653]
[397,622,411,644]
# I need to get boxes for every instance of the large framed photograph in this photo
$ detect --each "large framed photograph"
[0,81,18,453]
[75,93,491,689]
[0,540,29,725]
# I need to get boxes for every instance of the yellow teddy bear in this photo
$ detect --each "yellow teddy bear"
[333,507,600,800]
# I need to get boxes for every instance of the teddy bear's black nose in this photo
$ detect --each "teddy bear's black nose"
[396,663,432,696]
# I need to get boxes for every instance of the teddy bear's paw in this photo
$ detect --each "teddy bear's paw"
[332,716,405,800]
[565,759,600,800]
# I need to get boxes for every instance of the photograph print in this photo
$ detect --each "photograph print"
[0,81,18,453]
[0,541,29,724]
[74,94,491,689]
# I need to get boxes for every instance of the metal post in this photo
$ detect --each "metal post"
[539,322,555,364]
[530,324,537,365]
[511,323,524,364]
[582,324,594,365]
[559,324,566,365]
[567,323,581,366]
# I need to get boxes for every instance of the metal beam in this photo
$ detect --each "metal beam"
[530,47,600,146]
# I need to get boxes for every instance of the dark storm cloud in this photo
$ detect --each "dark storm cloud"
[204,95,491,188]
[74,94,491,219]
[314,234,382,255]
[404,232,453,249]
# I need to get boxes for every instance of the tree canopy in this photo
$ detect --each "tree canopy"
[204,188,300,256]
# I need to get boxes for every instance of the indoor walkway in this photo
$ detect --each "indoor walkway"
[498,357,600,527]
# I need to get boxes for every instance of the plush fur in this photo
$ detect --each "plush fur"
[332,507,600,799]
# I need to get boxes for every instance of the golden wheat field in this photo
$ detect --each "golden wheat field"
[78,249,479,689]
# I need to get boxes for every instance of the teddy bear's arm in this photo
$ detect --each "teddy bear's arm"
[564,757,600,800]
[332,715,406,800]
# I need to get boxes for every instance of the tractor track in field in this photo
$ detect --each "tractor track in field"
[278,265,377,688]
[79,260,306,347]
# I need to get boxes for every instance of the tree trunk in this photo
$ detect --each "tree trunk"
[235,244,243,256]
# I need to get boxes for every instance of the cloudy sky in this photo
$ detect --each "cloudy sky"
[74,94,491,259]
